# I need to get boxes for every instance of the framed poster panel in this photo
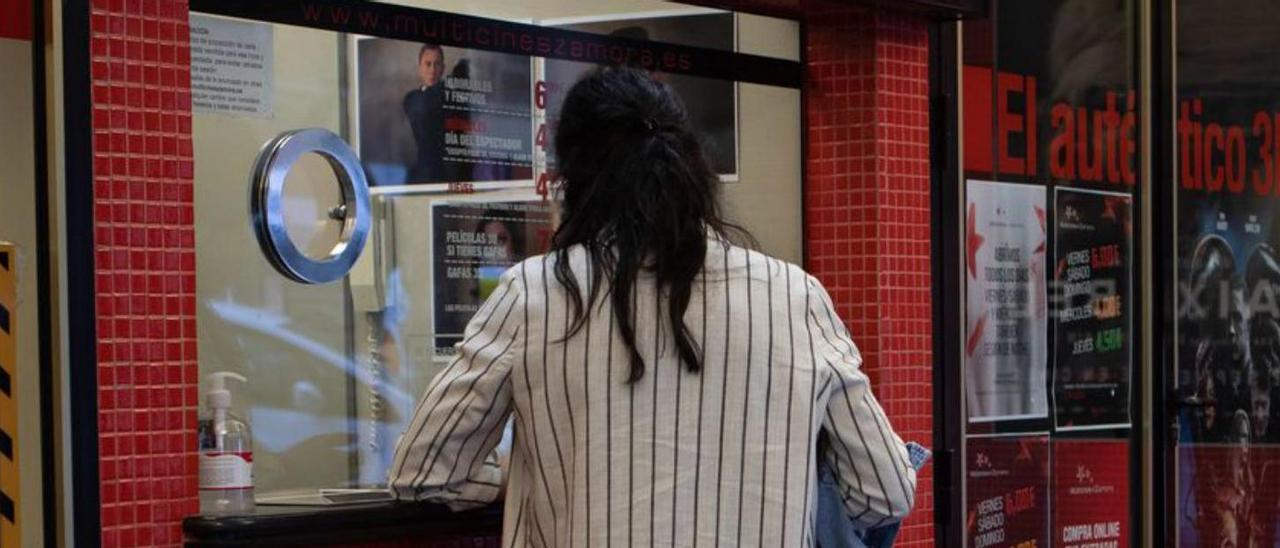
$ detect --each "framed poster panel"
[350,36,535,189]
[965,180,1050,424]
[1052,439,1131,548]
[966,433,1051,548]
[1052,188,1133,431]
[428,198,554,358]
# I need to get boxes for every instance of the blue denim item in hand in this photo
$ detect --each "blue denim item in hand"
[814,458,872,548]
[904,442,931,470]
[814,442,930,548]
[858,523,904,548]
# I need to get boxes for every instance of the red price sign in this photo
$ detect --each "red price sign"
[536,172,557,201]
[535,81,548,110]
[536,123,549,151]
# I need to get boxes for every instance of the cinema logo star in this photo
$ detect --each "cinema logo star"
[1075,464,1094,485]
[1062,205,1080,224]
[975,452,991,469]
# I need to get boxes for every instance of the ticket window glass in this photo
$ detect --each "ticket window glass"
[190,1,800,500]
[959,1,1140,546]
[1171,1,1280,545]
[0,12,43,546]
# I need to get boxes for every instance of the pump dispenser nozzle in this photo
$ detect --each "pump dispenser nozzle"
[206,372,247,412]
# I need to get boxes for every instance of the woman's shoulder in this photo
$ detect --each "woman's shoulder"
[513,243,821,292]
[709,241,814,286]
[501,247,589,284]
[500,254,549,282]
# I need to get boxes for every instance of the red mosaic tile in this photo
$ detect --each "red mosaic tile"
[805,8,934,546]
[89,0,197,545]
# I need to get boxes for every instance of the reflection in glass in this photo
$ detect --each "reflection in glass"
[1175,1,1280,545]
[961,1,1139,545]
[281,152,346,261]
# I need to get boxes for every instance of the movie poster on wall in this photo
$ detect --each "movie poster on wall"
[1177,444,1280,547]
[1173,92,1280,547]
[430,200,553,358]
[966,435,1050,548]
[355,38,534,187]
[540,12,739,179]
[965,180,1049,423]
[1053,188,1133,431]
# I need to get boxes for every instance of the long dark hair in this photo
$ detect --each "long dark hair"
[551,66,752,382]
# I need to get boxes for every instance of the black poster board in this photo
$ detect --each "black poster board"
[1052,188,1133,431]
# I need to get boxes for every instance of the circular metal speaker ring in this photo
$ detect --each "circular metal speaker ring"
[250,128,371,285]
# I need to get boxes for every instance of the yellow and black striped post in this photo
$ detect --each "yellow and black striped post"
[0,243,17,547]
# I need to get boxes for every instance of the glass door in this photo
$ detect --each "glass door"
[959,1,1142,545]
[1169,1,1280,545]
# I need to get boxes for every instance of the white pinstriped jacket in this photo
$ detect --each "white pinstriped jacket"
[389,241,917,547]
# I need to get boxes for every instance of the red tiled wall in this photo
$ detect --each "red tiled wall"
[804,8,935,546]
[90,0,199,546]
[0,0,32,41]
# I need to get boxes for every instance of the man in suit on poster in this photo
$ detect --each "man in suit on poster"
[404,43,448,183]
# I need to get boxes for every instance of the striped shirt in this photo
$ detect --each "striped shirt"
[389,241,917,547]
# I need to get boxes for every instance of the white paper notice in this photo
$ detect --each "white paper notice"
[190,14,273,118]
[965,180,1049,423]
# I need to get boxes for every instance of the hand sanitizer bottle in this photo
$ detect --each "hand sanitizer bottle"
[199,372,255,514]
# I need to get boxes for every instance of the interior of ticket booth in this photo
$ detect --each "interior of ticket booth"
[188,0,805,502]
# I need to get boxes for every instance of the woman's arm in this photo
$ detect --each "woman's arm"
[806,275,918,529]
[387,269,524,510]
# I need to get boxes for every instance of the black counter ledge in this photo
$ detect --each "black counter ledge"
[182,501,503,547]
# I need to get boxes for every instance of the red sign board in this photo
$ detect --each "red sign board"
[0,0,32,41]
[967,435,1050,548]
[1051,440,1130,548]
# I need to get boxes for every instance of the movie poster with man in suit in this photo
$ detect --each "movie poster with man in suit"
[355,39,534,187]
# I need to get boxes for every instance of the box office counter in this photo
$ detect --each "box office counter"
[183,501,503,547]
